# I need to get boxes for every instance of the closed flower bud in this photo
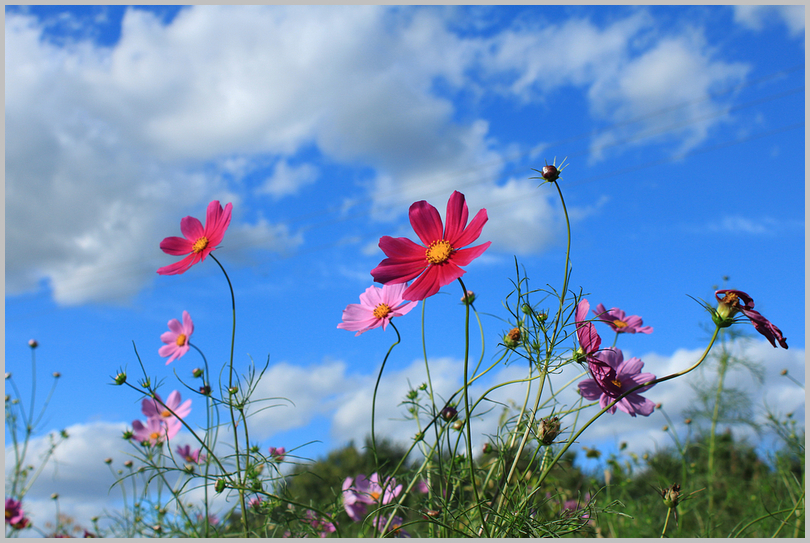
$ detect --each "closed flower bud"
[407,389,418,400]
[655,403,662,410]
[419,382,428,391]
[684,418,692,425]
[122,430,134,440]
[521,303,533,315]
[5,372,11,380]
[215,479,226,493]
[113,372,127,385]
[199,385,211,396]
[124,460,133,468]
[452,419,465,430]
[780,369,788,376]
[104,458,113,464]
[51,493,59,500]
[662,425,669,432]
[483,443,495,454]
[28,339,38,348]
[541,165,559,181]
[504,327,522,348]
[192,368,204,378]
[441,406,458,422]
[228,386,238,395]
[152,525,162,534]
[539,416,561,445]
[461,290,476,305]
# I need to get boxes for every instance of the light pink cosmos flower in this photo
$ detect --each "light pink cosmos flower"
[342,473,403,522]
[268,447,286,461]
[337,283,418,336]
[715,289,788,349]
[141,391,191,440]
[578,347,656,417]
[593,303,653,334]
[342,476,370,521]
[159,311,194,364]
[131,417,171,445]
[371,191,491,301]
[157,200,233,275]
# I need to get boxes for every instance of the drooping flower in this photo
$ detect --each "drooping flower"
[159,311,194,364]
[157,200,233,275]
[176,444,205,464]
[141,391,192,440]
[577,347,656,417]
[370,191,491,301]
[714,289,788,349]
[268,447,286,462]
[593,303,653,334]
[574,299,615,394]
[5,498,27,528]
[337,283,418,336]
[131,417,171,445]
[374,515,410,538]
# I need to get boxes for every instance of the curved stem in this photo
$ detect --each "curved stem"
[208,254,248,536]
[371,322,402,469]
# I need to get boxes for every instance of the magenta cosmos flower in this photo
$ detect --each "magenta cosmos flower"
[5,498,27,528]
[715,289,788,349]
[337,283,419,336]
[370,191,491,301]
[176,444,205,464]
[141,391,192,439]
[159,311,194,364]
[593,303,653,334]
[342,473,403,522]
[578,347,656,417]
[268,446,286,461]
[157,200,233,275]
[575,299,617,394]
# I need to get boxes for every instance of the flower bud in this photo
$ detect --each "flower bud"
[152,525,162,534]
[440,406,458,422]
[482,443,495,454]
[122,430,134,440]
[124,460,133,468]
[28,339,38,348]
[228,386,238,395]
[461,290,476,305]
[661,483,681,509]
[52,372,61,378]
[51,493,59,500]
[619,442,627,451]
[684,418,692,425]
[452,419,465,430]
[414,431,425,442]
[5,372,11,380]
[104,458,113,464]
[780,369,788,376]
[662,425,669,432]
[504,327,521,349]
[655,403,662,410]
[215,479,226,493]
[419,382,427,391]
[521,303,533,315]
[113,372,127,385]
[539,416,561,446]
[541,164,559,181]
[192,368,204,378]
[406,389,418,400]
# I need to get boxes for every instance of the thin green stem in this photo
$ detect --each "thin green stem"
[370,322,402,469]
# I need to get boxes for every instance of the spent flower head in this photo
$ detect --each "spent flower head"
[713,289,787,348]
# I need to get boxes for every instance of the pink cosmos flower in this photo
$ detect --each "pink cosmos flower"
[578,347,656,417]
[715,290,788,349]
[176,444,205,464]
[342,476,370,521]
[141,391,192,440]
[157,200,233,275]
[593,303,652,334]
[337,283,418,336]
[374,515,410,538]
[370,191,491,301]
[159,311,194,364]
[5,498,26,527]
[131,417,171,445]
[342,473,403,521]
[268,447,286,461]
[304,510,337,538]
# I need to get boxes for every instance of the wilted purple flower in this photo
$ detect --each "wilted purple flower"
[715,290,788,349]
[578,347,656,417]
[593,304,652,334]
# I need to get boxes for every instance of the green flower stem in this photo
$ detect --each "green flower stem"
[371,322,402,468]
[661,506,674,537]
[532,325,722,496]
[707,330,730,517]
[209,254,249,537]
[456,277,490,537]
[189,342,213,537]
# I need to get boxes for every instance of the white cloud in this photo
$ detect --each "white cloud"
[6,6,760,305]
[733,6,805,37]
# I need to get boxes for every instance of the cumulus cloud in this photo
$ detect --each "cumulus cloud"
[6,6,757,305]
[733,5,805,37]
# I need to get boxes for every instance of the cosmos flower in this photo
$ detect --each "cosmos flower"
[268,447,286,461]
[714,289,788,349]
[374,515,410,538]
[342,476,370,522]
[337,283,418,336]
[141,391,192,440]
[578,347,656,417]
[593,303,653,334]
[370,191,491,301]
[157,200,232,275]
[342,473,403,522]
[5,498,27,528]
[574,299,615,394]
[131,417,171,445]
[176,444,205,464]
[159,311,194,364]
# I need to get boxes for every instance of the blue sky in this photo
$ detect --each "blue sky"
[4,4,805,532]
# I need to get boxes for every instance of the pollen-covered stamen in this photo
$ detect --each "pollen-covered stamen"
[426,240,453,264]
[175,333,187,347]
[370,491,381,502]
[611,378,622,389]
[192,236,209,254]
[150,431,162,441]
[721,292,740,307]
[373,303,392,319]
[613,319,628,329]
[161,409,171,418]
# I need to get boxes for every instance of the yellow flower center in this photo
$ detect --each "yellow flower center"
[426,240,453,265]
[192,237,209,254]
[611,378,622,388]
[6,510,13,519]
[175,333,187,346]
[613,319,628,329]
[185,455,194,462]
[370,491,381,502]
[150,431,162,441]
[373,303,392,319]
[161,409,171,418]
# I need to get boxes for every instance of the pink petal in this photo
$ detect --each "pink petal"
[161,331,178,344]
[180,216,205,242]
[408,200,444,246]
[359,285,384,309]
[165,390,181,410]
[577,379,603,400]
[157,254,200,275]
[443,191,469,243]
[159,344,178,358]
[205,201,233,246]
[378,235,426,260]
[450,207,488,248]
[160,236,193,256]
[167,318,183,335]
[432,261,465,288]
[450,241,491,266]
[371,258,426,285]
[182,311,194,336]
[403,266,443,301]
[616,356,644,377]
[624,393,655,416]
[340,304,374,323]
